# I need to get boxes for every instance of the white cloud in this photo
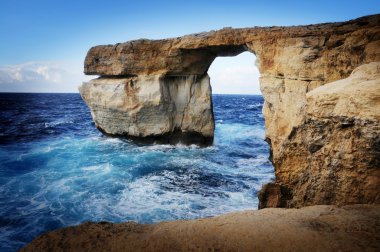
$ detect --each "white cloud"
[208,52,261,95]
[0,53,261,94]
[35,65,63,83]
[0,61,92,93]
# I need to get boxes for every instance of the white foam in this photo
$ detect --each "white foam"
[82,163,112,173]
[44,120,74,128]
[236,155,269,167]
[247,103,261,109]
[102,138,124,144]
[216,123,266,141]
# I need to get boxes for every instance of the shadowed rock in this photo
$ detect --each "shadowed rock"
[80,74,214,145]
[22,205,380,252]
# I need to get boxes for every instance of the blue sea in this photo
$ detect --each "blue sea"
[0,93,273,251]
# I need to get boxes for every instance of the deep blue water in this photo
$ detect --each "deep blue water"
[0,93,273,251]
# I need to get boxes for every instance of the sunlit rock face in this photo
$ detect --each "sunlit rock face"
[80,74,214,145]
[80,14,380,207]
[262,62,380,208]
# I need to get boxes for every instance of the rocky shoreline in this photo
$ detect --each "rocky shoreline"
[23,14,380,251]
[79,14,380,207]
[22,205,380,251]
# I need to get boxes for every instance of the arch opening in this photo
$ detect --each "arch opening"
[208,52,261,95]
[207,51,274,208]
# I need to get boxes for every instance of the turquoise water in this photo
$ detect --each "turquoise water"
[0,93,273,251]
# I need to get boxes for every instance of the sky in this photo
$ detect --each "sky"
[0,0,379,94]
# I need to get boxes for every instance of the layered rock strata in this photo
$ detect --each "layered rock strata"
[80,74,214,145]
[260,62,380,208]
[80,14,380,206]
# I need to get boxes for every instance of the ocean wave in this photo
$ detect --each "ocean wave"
[0,93,273,251]
[44,120,74,128]
[247,103,262,109]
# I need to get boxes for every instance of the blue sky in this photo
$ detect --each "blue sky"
[0,0,379,93]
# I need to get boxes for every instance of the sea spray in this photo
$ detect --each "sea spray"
[0,93,273,251]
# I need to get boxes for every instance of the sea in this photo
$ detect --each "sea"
[0,93,274,251]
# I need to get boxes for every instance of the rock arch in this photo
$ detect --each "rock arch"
[80,14,380,207]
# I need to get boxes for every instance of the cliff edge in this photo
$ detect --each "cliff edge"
[259,62,380,208]
[22,205,380,252]
[23,14,380,252]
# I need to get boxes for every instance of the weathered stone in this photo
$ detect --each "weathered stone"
[258,183,291,209]
[22,205,380,252]
[84,15,380,83]
[80,74,214,145]
[272,62,380,207]
[83,15,379,146]
[79,14,380,206]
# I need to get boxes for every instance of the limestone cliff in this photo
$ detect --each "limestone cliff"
[80,14,380,207]
[80,74,214,145]
[259,62,380,208]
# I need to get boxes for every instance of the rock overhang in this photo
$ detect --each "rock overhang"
[84,14,380,80]
[80,14,380,207]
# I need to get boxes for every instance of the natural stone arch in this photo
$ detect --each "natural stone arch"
[80,15,380,208]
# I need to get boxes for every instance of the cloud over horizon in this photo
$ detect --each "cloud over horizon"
[0,53,261,94]
[0,61,92,93]
[208,52,261,94]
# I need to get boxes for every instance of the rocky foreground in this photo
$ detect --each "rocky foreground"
[22,205,380,252]
[23,14,380,251]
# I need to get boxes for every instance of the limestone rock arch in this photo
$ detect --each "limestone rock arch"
[80,14,380,207]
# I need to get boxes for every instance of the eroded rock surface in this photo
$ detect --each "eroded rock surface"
[80,74,214,145]
[79,14,380,205]
[22,205,380,252]
[264,62,380,207]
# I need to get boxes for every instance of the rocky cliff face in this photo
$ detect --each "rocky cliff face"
[80,14,380,207]
[80,74,214,145]
[259,62,380,208]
